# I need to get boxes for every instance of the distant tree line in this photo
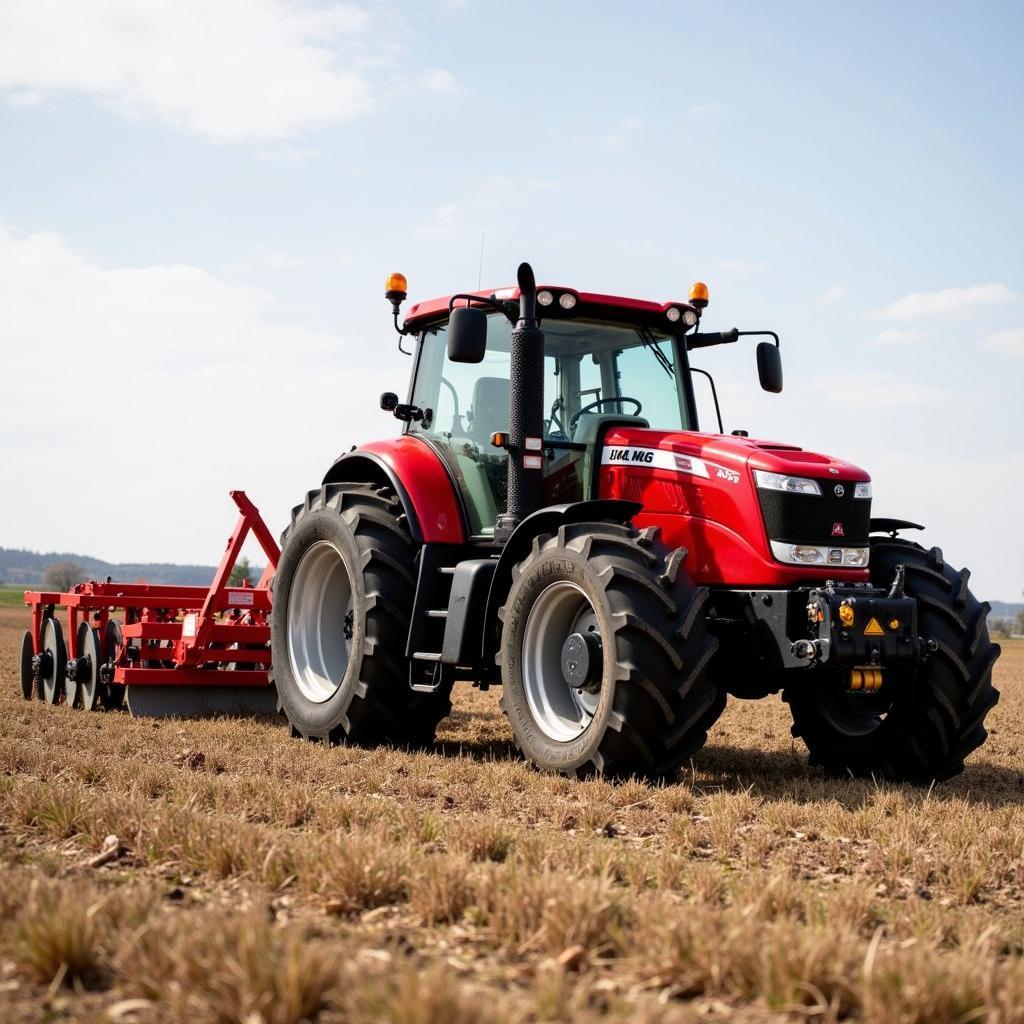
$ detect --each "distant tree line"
[43,559,86,592]
[989,609,1024,638]
[35,556,256,592]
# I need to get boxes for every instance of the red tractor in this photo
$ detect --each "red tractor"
[269,262,1000,781]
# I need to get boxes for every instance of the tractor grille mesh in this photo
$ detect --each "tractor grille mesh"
[757,482,870,546]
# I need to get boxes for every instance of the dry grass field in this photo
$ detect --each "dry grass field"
[1,604,1022,1024]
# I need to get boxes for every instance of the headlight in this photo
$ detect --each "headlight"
[771,541,869,567]
[791,545,823,563]
[854,481,872,499]
[753,470,822,496]
[558,292,577,310]
[537,290,554,307]
[666,306,681,323]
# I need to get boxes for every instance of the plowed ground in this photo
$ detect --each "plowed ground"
[1,606,1022,1023]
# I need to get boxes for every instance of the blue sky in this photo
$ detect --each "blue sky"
[1,0,1021,600]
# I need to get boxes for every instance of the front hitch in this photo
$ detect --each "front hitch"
[794,582,922,673]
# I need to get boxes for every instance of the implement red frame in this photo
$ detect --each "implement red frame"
[23,491,280,689]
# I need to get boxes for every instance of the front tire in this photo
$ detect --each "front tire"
[498,521,724,778]
[784,538,1001,782]
[270,483,452,746]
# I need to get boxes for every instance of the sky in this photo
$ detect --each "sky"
[0,0,1021,601]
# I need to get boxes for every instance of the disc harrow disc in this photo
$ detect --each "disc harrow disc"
[64,623,85,708]
[19,630,34,700]
[76,623,103,711]
[41,618,67,706]
[101,620,125,711]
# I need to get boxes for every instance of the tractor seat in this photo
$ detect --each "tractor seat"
[469,376,510,445]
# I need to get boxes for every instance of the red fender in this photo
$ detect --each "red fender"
[323,436,466,544]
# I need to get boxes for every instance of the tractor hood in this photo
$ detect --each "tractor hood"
[600,426,871,483]
[598,426,873,587]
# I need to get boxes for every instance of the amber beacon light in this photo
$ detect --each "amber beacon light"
[385,272,408,313]
[688,281,709,309]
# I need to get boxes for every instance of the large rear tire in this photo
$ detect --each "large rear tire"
[270,483,453,746]
[784,538,1000,782]
[498,522,724,779]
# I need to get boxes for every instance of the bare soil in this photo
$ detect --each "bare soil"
[1,605,1021,1023]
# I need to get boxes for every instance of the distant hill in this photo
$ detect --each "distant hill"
[0,547,264,588]
[991,601,1023,619]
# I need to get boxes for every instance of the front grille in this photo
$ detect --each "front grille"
[757,481,870,546]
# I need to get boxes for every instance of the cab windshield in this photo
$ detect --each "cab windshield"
[408,314,691,535]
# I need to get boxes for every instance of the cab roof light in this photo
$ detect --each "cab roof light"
[385,272,412,354]
[689,281,709,309]
[385,272,407,308]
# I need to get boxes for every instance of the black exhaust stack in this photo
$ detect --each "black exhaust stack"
[494,262,545,544]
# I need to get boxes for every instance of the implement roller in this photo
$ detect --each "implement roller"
[21,491,280,718]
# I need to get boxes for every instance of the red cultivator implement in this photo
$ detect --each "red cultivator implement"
[20,491,281,717]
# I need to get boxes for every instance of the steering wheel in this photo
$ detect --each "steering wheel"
[569,397,642,431]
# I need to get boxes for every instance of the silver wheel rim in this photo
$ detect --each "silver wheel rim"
[287,541,355,703]
[522,581,602,741]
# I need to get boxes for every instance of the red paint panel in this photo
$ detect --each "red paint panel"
[359,436,466,543]
[599,427,871,588]
[405,287,698,330]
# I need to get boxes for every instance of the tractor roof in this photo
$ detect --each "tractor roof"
[404,286,700,333]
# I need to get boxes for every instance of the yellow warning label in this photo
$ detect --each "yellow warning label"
[864,617,885,637]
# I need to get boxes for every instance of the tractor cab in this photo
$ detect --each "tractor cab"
[386,278,781,539]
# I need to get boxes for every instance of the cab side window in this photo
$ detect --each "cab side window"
[409,323,512,536]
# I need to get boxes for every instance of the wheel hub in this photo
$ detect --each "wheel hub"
[560,631,602,693]
[65,655,91,683]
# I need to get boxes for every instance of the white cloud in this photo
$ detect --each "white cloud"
[814,372,951,409]
[5,88,44,108]
[876,283,1016,320]
[984,327,1024,356]
[871,327,927,346]
[422,68,458,95]
[0,1,452,142]
[0,222,393,562]
[819,286,847,304]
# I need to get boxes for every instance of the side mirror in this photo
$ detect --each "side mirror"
[756,342,783,393]
[448,306,487,363]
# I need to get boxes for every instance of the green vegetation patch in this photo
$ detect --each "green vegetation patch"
[0,586,27,608]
